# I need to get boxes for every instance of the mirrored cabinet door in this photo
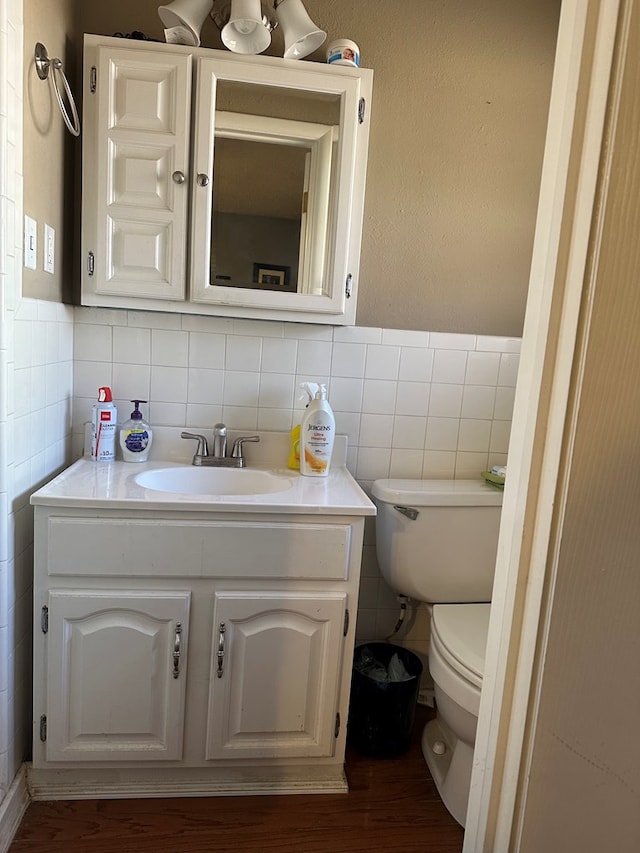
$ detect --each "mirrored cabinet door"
[81,35,372,325]
[190,58,362,318]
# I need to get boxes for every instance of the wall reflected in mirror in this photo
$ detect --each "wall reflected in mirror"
[209,80,341,297]
[211,137,305,292]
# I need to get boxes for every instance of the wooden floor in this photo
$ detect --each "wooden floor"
[10,706,464,853]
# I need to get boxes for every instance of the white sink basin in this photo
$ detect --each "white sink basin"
[135,466,294,496]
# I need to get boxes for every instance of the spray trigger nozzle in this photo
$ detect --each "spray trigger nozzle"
[298,382,319,406]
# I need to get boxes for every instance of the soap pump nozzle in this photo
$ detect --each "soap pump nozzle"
[129,399,147,420]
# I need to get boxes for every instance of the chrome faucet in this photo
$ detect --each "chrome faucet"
[212,423,227,459]
[181,425,259,467]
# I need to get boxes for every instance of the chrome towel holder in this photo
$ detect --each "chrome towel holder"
[34,41,80,137]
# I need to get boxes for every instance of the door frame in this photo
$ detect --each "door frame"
[464,1,622,848]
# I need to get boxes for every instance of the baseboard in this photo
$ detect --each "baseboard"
[27,758,351,800]
[0,765,30,853]
[28,771,349,801]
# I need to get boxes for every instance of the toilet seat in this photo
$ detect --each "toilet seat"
[431,603,490,685]
[429,603,491,716]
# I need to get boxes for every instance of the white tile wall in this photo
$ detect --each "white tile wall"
[73,310,518,485]
[71,308,519,645]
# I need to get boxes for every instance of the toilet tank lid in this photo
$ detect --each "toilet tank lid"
[371,478,503,506]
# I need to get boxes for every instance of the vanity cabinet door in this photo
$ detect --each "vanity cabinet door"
[44,590,190,762]
[206,591,346,760]
[82,45,192,304]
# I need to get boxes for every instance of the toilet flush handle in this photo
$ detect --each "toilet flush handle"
[393,505,419,520]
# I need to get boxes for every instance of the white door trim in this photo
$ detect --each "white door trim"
[464,1,621,849]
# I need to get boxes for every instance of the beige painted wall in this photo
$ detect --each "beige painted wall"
[517,3,640,848]
[23,0,78,301]
[77,0,560,336]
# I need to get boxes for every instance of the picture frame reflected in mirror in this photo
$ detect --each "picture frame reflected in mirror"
[253,263,295,291]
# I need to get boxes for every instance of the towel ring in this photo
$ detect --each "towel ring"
[34,42,80,137]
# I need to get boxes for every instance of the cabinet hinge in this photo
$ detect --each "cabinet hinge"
[358,97,366,124]
[335,712,341,739]
[40,715,47,742]
[343,608,349,637]
[345,273,353,299]
[90,66,97,93]
[87,251,95,277]
[41,605,49,634]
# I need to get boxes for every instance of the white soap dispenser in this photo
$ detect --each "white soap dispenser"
[300,384,335,477]
[119,400,153,462]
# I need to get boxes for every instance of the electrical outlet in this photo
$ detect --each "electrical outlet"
[44,223,55,274]
[24,215,37,270]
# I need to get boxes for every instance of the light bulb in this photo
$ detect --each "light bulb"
[235,21,257,34]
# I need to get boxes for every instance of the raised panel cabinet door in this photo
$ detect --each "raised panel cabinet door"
[206,591,346,760]
[45,590,190,762]
[86,46,191,300]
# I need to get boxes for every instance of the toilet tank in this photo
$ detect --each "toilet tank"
[371,479,503,603]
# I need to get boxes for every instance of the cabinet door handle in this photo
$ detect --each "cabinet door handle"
[216,622,226,678]
[196,173,210,187]
[172,621,182,679]
[172,170,186,184]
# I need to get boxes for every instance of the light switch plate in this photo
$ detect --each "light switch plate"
[24,215,37,270]
[44,223,55,274]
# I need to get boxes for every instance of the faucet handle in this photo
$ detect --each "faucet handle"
[181,431,209,461]
[231,435,260,459]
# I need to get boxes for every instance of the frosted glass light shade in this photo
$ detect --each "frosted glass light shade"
[276,0,326,60]
[158,0,214,46]
[221,0,271,53]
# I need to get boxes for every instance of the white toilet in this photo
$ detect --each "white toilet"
[371,478,502,827]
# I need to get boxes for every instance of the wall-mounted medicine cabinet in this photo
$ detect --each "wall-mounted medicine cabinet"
[81,34,373,325]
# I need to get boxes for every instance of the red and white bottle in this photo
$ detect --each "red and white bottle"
[91,386,118,461]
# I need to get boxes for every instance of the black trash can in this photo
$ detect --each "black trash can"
[347,642,423,758]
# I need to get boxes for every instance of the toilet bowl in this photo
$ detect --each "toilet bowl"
[423,602,490,826]
[371,478,502,827]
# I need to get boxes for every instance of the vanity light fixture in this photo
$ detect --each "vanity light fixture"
[274,0,326,59]
[219,0,272,54]
[158,0,214,46]
[211,0,326,58]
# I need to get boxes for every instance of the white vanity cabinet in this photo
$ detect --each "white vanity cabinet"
[81,34,373,325]
[30,495,369,799]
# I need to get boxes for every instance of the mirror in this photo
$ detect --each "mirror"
[209,81,340,298]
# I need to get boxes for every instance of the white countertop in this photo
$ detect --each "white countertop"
[31,458,376,516]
